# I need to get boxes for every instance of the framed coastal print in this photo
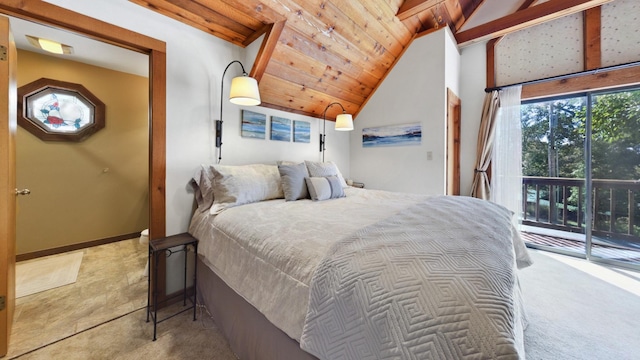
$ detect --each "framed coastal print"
[17,78,105,142]
[241,110,266,139]
[293,120,311,143]
[270,116,291,142]
[362,123,422,148]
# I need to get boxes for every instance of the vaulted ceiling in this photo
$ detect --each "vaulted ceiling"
[129,0,612,121]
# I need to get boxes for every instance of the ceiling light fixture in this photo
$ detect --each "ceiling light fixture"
[26,35,73,55]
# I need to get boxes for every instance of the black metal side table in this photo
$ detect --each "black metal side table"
[146,232,198,341]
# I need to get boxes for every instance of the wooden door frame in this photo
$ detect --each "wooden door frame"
[0,15,17,357]
[446,88,461,195]
[0,1,166,239]
[0,0,168,332]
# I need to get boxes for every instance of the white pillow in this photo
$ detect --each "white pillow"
[305,176,345,201]
[209,164,284,214]
[304,160,348,188]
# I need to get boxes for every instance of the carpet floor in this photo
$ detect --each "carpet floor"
[9,246,639,359]
[521,249,640,360]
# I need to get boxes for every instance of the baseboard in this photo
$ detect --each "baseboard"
[16,232,141,262]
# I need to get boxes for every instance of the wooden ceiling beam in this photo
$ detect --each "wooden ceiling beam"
[583,6,601,70]
[396,0,443,21]
[130,0,250,46]
[455,0,614,47]
[248,20,285,82]
[521,65,640,100]
[210,0,286,25]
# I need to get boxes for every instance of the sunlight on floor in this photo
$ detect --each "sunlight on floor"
[539,251,640,297]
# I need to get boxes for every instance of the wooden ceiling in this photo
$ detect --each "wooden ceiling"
[129,0,613,121]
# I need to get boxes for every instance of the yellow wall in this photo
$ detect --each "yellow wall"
[16,50,149,255]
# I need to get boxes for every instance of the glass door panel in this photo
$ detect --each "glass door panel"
[589,88,640,266]
[521,96,587,256]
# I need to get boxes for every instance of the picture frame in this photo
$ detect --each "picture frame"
[270,116,291,142]
[241,110,266,139]
[362,123,422,148]
[293,120,311,143]
[17,78,105,142]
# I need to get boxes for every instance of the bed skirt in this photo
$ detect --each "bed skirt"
[196,255,318,360]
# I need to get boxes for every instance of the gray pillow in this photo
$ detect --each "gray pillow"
[304,160,348,188]
[278,162,309,201]
[305,176,345,201]
[209,164,284,214]
[190,165,215,212]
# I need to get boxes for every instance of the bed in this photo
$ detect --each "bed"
[189,161,532,360]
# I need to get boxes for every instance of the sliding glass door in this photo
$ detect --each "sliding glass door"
[588,87,640,266]
[520,86,640,269]
[521,95,588,257]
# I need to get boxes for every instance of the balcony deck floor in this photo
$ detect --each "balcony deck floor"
[521,231,640,264]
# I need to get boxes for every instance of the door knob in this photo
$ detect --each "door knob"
[15,189,31,196]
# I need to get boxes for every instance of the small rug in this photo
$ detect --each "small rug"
[16,251,84,298]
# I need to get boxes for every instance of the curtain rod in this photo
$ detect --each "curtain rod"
[485,60,640,93]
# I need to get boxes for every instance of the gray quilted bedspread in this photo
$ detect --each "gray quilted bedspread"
[300,196,527,360]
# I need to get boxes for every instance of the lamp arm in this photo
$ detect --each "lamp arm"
[320,102,347,162]
[217,60,249,163]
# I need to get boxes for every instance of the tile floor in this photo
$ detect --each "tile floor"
[7,238,148,359]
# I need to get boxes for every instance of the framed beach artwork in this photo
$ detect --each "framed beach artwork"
[362,123,422,148]
[241,110,266,139]
[293,120,311,143]
[270,116,291,142]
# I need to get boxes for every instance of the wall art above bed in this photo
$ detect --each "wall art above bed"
[293,120,311,143]
[270,116,291,142]
[362,122,422,148]
[241,110,266,139]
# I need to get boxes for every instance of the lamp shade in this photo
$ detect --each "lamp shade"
[229,76,261,106]
[334,113,353,131]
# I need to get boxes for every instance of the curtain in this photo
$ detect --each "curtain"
[470,90,500,199]
[492,85,523,221]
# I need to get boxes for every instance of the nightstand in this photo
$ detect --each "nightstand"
[146,232,198,341]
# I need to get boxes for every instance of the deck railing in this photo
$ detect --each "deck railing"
[522,176,640,245]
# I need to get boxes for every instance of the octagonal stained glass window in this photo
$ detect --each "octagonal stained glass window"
[18,78,105,142]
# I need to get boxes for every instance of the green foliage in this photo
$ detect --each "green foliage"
[521,89,640,180]
[521,88,640,237]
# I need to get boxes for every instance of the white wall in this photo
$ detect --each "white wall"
[350,28,459,195]
[43,0,350,235]
[459,41,488,196]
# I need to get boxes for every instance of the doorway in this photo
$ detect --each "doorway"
[13,18,150,257]
[0,1,167,356]
[7,20,150,357]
